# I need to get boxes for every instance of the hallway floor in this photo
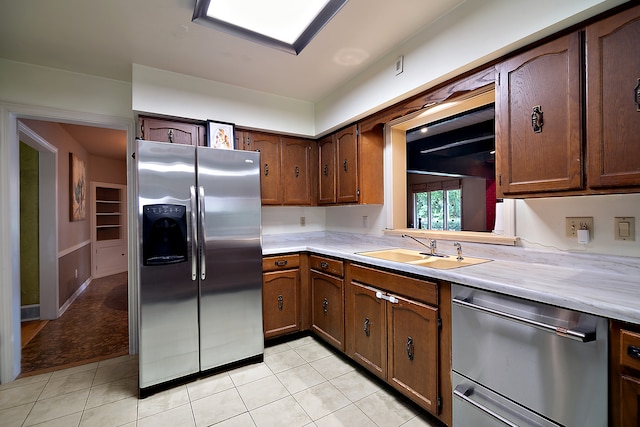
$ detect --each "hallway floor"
[20,272,129,376]
[0,336,441,426]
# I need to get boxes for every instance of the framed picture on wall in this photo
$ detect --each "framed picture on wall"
[69,153,86,221]
[207,120,235,149]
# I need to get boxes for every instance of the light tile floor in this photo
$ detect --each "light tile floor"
[0,336,443,426]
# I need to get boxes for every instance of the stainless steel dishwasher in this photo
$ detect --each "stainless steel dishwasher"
[451,284,608,427]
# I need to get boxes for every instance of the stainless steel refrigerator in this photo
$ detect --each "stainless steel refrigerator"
[136,139,263,392]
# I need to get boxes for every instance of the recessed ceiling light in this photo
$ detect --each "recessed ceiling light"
[420,127,428,134]
[192,0,348,55]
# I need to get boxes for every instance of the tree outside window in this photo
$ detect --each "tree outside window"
[413,183,461,231]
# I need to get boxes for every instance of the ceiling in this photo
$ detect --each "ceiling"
[2,0,469,160]
[0,0,466,103]
[58,123,128,160]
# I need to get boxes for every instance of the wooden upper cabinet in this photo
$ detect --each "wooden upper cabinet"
[336,125,359,203]
[586,5,640,189]
[318,134,336,205]
[495,32,583,197]
[282,137,314,205]
[139,117,206,146]
[247,132,282,205]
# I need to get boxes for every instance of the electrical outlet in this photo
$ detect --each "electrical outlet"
[565,217,593,237]
[300,216,305,227]
[362,216,369,228]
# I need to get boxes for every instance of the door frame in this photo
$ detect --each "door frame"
[0,102,135,383]
[18,122,59,320]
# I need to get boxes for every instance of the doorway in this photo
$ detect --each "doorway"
[0,104,135,383]
[18,120,129,376]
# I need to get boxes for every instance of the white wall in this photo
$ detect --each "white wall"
[515,194,640,258]
[0,59,131,119]
[315,0,627,133]
[132,64,315,137]
[261,206,326,235]
[262,204,386,236]
[325,205,385,236]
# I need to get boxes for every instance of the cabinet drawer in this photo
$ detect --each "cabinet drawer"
[310,255,343,277]
[350,264,437,306]
[620,329,640,372]
[262,254,300,272]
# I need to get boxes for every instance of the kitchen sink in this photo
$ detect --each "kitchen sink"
[357,248,492,270]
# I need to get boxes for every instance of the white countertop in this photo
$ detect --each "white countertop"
[263,232,640,324]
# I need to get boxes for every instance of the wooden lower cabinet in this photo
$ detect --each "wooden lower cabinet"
[348,282,387,379]
[611,320,640,426]
[310,269,344,351]
[387,295,439,413]
[309,255,345,351]
[346,264,443,417]
[262,255,300,339]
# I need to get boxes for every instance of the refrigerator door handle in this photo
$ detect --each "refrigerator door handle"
[190,186,198,281]
[199,186,207,280]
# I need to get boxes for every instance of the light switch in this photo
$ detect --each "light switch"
[614,217,635,241]
[619,222,630,238]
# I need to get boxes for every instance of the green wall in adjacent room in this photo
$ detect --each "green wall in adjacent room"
[20,142,39,306]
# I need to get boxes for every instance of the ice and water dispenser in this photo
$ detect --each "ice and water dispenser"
[142,204,188,266]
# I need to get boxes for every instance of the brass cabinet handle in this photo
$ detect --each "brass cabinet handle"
[295,166,299,178]
[168,129,174,143]
[628,345,640,360]
[323,164,328,176]
[274,260,287,267]
[531,105,543,133]
[363,317,370,337]
[322,298,329,315]
[343,159,348,172]
[406,336,414,361]
[320,261,329,269]
[635,79,640,112]
[277,295,284,311]
[264,163,269,176]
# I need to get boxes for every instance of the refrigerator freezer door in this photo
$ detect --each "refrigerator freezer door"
[137,140,200,389]
[197,147,264,371]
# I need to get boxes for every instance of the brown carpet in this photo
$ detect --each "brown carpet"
[20,272,129,376]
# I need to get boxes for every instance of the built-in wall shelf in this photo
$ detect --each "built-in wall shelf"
[92,182,127,278]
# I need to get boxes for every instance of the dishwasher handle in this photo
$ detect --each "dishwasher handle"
[452,296,596,343]
[454,384,519,427]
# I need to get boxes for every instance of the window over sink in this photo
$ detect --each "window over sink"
[383,86,517,245]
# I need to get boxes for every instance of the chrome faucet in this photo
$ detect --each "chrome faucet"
[453,242,463,260]
[401,234,440,256]
[401,234,431,252]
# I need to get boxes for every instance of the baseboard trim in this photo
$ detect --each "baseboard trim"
[58,277,92,317]
[21,305,40,321]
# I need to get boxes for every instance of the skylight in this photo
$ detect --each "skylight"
[192,0,348,55]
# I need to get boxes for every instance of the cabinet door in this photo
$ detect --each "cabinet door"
[248,132,282,205]
[346,282,386,379]
[310,270,344,351]
[282,137,313,205]
[336,125,359,203]
[620,375,640,427]
[263,269,299,339]
[495,32,582,196]
[318,134,336,204]
[140,117,205,146]
[387,295,439,414]
[586,5,640,189]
